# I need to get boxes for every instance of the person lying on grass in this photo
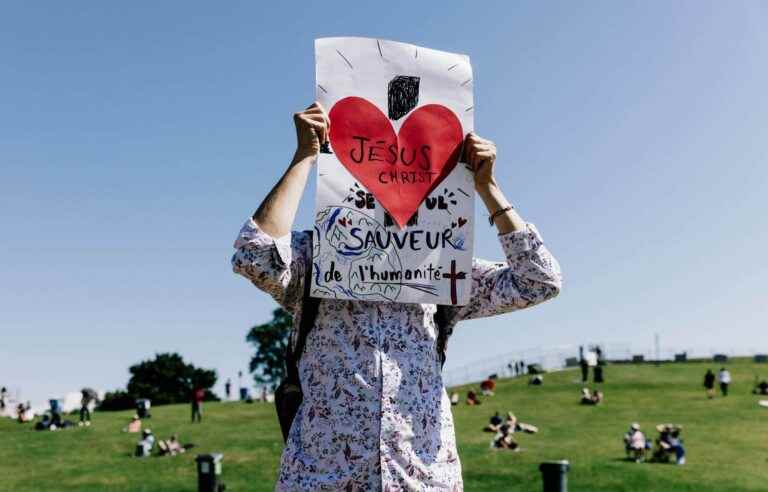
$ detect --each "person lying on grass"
[157,434,196,457]
[490,424,521,451]
[232,102,562,491]
[580,387,604,405]
[485,411,538,434]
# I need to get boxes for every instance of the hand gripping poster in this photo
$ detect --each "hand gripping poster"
[312,37,474,305]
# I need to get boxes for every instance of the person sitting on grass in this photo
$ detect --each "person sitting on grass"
[480,378,496,396]
[752,378,768,395]
[651,424,684,464]
[466,390,482,406]
[528,374,544,386]
[483,411,503,432]
[16,402,33,423]
[623,423,649,462]
[34,413,52,431]
[668,428,686,465]
[122,415,142,433]
[135,429,155,458]
[450,392,460,406]
[651,424,671,462]
[490,424,520,451]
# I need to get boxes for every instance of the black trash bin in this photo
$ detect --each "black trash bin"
[539,460,570,492]
[196,453,225,492]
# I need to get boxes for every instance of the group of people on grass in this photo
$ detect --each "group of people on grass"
[134,428,195,458]
[506,360,527,377]
[484,411,539,451]
[703,368,731,398]
[122,408,196,458]
[454,376,500,406]
[31,389,99,431]
[704,367,768,397]
[623,423,685,465]
[22,385,205,459]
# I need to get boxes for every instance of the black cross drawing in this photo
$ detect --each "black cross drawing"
[442,259,467,305]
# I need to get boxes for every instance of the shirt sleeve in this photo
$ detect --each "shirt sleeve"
[446,223,562,323]
[231,218,310,313]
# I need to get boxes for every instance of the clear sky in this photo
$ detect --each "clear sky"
[2,1,767,404]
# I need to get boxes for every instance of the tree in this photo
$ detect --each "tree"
[126,352,218,405]
[100,353,218,410]
[247,308,292,389]
[99,389,135,411]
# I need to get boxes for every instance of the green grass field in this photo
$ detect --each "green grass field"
[2,360,767,491]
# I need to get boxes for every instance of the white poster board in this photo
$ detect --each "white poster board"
[312,37,474,305]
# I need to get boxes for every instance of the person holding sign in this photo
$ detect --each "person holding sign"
[232,99,561,490]
[234,31,557,492]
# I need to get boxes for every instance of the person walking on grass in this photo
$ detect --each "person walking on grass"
[232,102,562,490]
[79,389,94,426]
[719,367,731,396]
[191,386,204,423]
[704,369,716,399]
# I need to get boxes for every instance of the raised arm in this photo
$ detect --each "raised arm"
[465,132,526,235]
[253,103,330,237]
[231,103,329,310]
[445,133,562,322]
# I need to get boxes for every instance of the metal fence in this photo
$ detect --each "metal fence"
[442,343,766,388]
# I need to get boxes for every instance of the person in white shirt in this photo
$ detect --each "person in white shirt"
[718,367,732,396]
[623,423,648,462]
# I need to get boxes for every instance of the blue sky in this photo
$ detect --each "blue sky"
[1,1,766,404]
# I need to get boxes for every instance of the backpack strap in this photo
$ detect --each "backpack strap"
[284,231,321,383]
[434,305,454,369]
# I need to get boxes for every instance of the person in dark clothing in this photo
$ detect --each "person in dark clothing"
[191,387,204,423]
[594,363,604,383]
[704,369,716,399]
[484,411,503,432]
[79,390,93,426]
[491,424,519,451]
[580,358,589,383]
[225,378,232,400]
[753,379,768,395]
[466,390,482,406]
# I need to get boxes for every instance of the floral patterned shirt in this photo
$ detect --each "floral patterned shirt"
[232,218,562,491]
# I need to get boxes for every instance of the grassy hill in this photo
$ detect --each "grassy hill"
[2,359,767,491]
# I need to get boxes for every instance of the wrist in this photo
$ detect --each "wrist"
[475,178,499,197]
[291,147,318,166]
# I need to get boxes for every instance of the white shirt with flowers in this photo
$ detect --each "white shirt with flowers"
[232,218,562,491]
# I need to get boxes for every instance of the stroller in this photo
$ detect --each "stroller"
[136,399,152,419]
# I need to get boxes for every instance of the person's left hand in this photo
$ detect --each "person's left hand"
[463,132,497,191]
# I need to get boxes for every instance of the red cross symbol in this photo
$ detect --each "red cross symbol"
[442,259,467,305]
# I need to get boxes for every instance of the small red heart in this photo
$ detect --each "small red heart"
[329,97,463,228]
[458,217,467,228]
[338,217,348,227]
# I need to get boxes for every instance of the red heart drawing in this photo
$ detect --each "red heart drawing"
[328,96,463,228]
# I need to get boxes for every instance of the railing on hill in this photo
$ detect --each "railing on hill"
[442,343,763,388]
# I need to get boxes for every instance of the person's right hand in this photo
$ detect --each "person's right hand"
[294,102,330,158]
